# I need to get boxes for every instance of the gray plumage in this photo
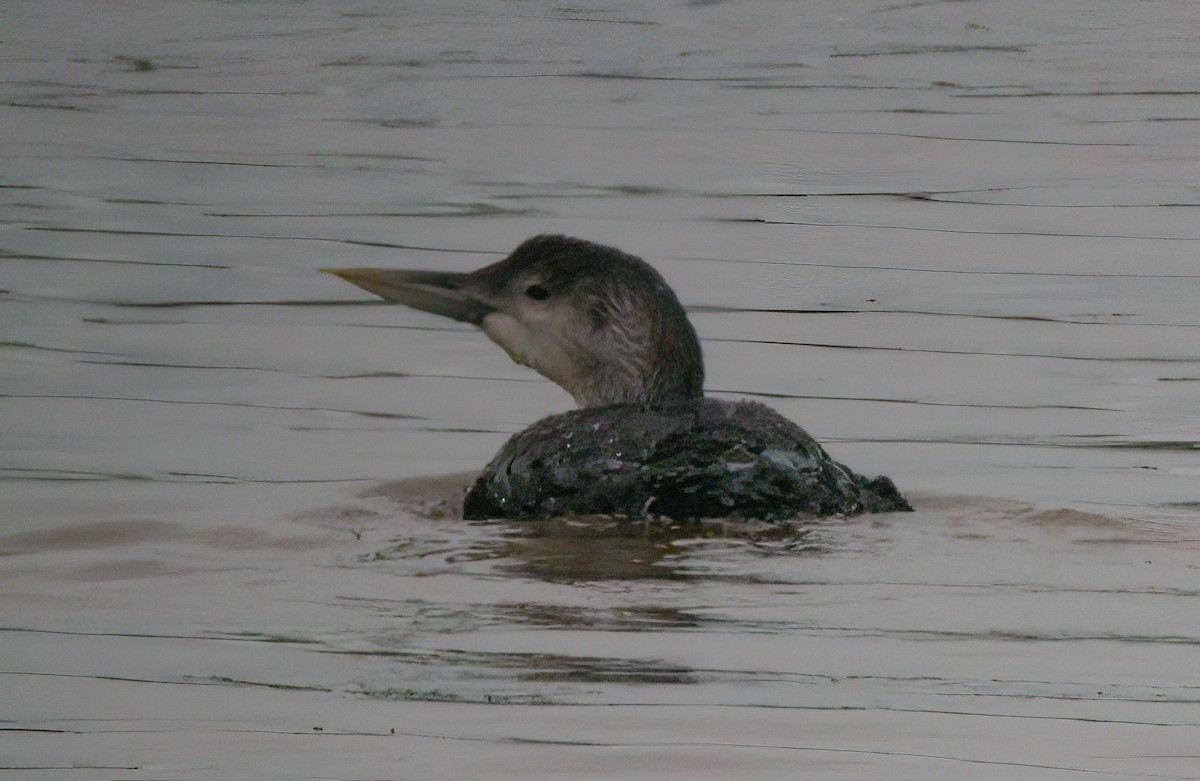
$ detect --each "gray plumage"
[326,235,911,522]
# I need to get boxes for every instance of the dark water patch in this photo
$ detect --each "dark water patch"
[959,89,1200,98]
[2,100,88,111]
[215,630,327,645]
[707,387,1118,412]
[110,88,310,97]
[691,304,842,315]
[307,151,441,162]
[868,107,976,115]
[78,359,285,373]
[358,493,821,582]
[323,370,411,379]
[113,55,156,72]
[573,71,761,83]
[332,595,811,635]
[589,183,672,196]
[1087,117,1200,125]
[499,184,974,200]
[721,189,1200,209]
[1,248,229,269]
[356,531,507,568]
[0,626,272,643]
[103,298,386,308]
[2,670,230,688]
[1,77,82,87]
[342,323,481,337]
[0,467,368,485]
[370,688,548,705]
[893,195,1200,208]
[320,56,429,67]
[165,472,371,484]
[51,299,476,321]
[841,435,1199,454]
[58,297,472,318]
[98,55,198,72]
[0,340,115,356]
[26,226,499,255]
[481,181,677,199]
[332,596,497,632]
[417,426,516,434]
[796,122,1142,147]
[832,44,1028,57]
[704,336,1200,365]
[519,15,656,26]
[731,83,911,91]
[205,201,535,218]
[325,116,437,129]
[901,677,1200,714]
[0,467,151,482]
[686,249,1200,277]
[731,216,1200,242]
[1095,440,1198,452]
[490,602,823,636]
[695,305,1095,325]
[876,0,988,11]
[204,676,332,693]
[325,371,539,385]
[103,197,202,205]
[695,305,1154,326]
[497,602,706,631]
[354,410,422,420]
[91,156,314,169]
[288,424,401,433]
[740,59,808,70]
[498,525,691,582]
[343,647,698,687]
[341,238,497,253]
[322,49,493,67]
[79,316,193,325]
[800,626,1200,645]
[1070,536,1196,547]
[1,392,423,420]
[356,686,480,703]
[496,518,821,582]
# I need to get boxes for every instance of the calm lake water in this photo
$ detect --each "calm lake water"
[3,1,1199,779]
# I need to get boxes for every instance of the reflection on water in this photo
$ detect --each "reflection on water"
[495,517,820,582]
[228,477,1200,727]
[367,474,822,581]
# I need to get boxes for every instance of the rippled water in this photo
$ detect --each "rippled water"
[3,1,1199,778]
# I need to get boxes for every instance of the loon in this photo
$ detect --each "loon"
[326,235,910,522]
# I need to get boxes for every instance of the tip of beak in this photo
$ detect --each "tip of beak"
[321,266,492,324]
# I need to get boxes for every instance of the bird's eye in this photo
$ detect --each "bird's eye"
[524,284,550,301]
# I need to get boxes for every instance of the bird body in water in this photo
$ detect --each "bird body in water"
[326,235,911,522]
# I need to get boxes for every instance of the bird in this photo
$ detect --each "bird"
[325,234,910,523]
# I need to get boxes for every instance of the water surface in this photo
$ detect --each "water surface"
[3,1,1199,778]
